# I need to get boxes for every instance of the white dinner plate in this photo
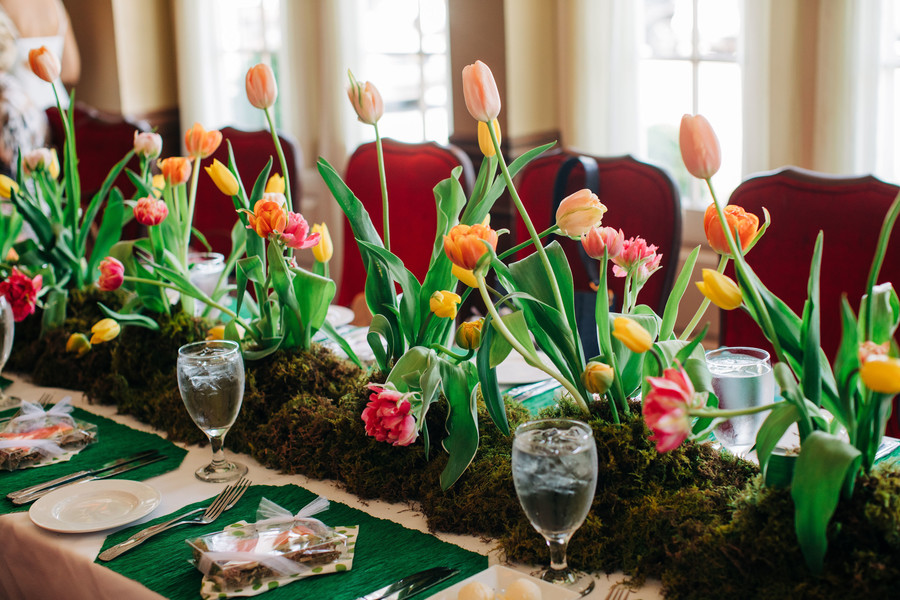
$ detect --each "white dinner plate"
[426,565,579,599]
[326,304,355,327]
[496,350,552,385]
[29,479,161,533]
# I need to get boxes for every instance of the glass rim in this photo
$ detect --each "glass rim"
[178,339,241,358]
[705,346,771,362]
[513,418,593,438]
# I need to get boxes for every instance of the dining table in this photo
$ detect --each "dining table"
[0,374,661,600]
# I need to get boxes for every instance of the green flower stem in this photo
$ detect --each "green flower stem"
[374,121,390,251]
[863,192,900,340]
[690,403,774,419]
[476,273,590,415]
[680,253,729,341]
[488,121,565,317]
[264,107,292,210]
[496,225,560,260]
[185,157,201,263]
[430,344,474,362]
[124,276,261,345]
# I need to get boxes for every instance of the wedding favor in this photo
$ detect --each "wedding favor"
[0,398,97,470]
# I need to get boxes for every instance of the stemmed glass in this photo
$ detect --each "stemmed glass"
[177,340,248,482]
[706,346,776,457]
[0,297,14,408]
[511,419,598,590]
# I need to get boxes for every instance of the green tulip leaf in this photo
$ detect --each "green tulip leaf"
[488,311,535,368]
[475,313,509,435]
[756,401,800,473]
[386,346,434,393]
[438,359,480,490]
[459,155,497,225]
[77,150,135,255]
[659,245,700,341]
[799,233,823,409]
[367,314,394,373]
[87,188,125,280]
[290,265,335,342]
[97,302,160,331]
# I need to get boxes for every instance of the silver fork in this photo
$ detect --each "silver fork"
[604,582,632,600]
[98,477,251,561]
[0,393,53,427]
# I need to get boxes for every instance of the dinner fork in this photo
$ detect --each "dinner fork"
[98,477,251,561]
[604,582,632,600]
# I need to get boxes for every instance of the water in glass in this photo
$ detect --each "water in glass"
[0,297,14,407]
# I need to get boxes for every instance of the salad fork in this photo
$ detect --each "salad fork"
[98,477,251,561]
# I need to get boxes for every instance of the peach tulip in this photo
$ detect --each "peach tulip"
[679,114,721,179]
[462,60,501,122]
[184,123,223,160]
[347,73,384,125]
[443,223,499,271]
[556,189,608,238]
[158,157,192,185]
[244,199,286,239]
[246,63,278,109]
[703,203,759,256]
[22,148,58,178]
[858,341,890,365]
[133,131,162,160]
[28,46,60,82]
[582,226,624,260]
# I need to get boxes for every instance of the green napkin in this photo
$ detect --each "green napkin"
[99,484,488,600]
[0,406,187,514]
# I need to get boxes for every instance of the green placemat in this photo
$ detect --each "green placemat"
[0,405,187,514]
[99,484,488,600]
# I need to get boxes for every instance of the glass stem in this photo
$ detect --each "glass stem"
[547,537,569,572]
[208,435,228,469]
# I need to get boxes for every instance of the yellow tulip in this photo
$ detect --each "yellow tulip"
[265,173,285,194]
[455,319,484,350]
[6,247,18,262]
[204,159,239,196]
[612,317,652,353]
[695,268,742,310]
[206,325,225,341]
[477,119,500,157]
[311,223,333,263]
[429,290,461,319]
[65,333,91,357]
[452,264,479,288]
[90,318,121,344]
[859,357,900,394]
[581,361,615,395]
[151,174,166,197]
[48,149,60,179]
[0,174,19,198]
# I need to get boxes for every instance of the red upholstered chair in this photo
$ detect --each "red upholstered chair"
[337,138,474,307]
[720,167,900,436]
[514,149,682,356]
[193,127,302,255]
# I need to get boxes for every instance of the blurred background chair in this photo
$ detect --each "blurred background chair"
[721,167,900,436]
[337,138,474,308]
[192,126,302,256]
[515,149,682,357]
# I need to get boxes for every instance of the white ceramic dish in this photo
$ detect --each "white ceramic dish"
[29,479,161,533]
[326,305,355,328]
[426,565,580,600]
[496,351,551,385]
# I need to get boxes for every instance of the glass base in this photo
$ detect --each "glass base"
[534,567,594,593]
[194,459,248,482]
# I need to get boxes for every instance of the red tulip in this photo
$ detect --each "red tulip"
[643,364,706,452]
[679,114,721,179]
[246,63,278,109]
[462,60,501,122]
[361,384,418,446]
[97,257,125,291]
[0,267,42,322]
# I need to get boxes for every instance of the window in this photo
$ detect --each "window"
[877,0,900,182]
[355,0,451,143]
[638,0,741,208]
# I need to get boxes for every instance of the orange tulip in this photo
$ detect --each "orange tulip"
[184,123,223,160]
[347,72,384,125]
[679,114,721,179]
[246,63,278,109]
[703,203,759,255]
[158,157,192,185]
[244,199,286,239]
[28,46,60,82]
[443,223,498,271]
[462,60,501,122]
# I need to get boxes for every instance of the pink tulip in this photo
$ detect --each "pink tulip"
[556,189,608,238]
[0,267,42,322]
[462,60,501,122]
[679,114,721,180]
[133,196,169,226]
[612,236,662,284]
[22,148,57,177]
[582,226,625,260]
[28,46,60,83]
[133,131,162,160]
[281,212,321,250]
[643,364,705,452]
[246,63,278,109]
[361,384,418,446]
[97,257,125,291]
[347,77,384,125]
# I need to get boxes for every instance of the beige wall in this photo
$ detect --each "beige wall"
[65,0,120,113]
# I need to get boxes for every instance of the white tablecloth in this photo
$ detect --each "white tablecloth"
[0,375,661,600]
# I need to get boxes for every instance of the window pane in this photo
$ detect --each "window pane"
[380,110,425,143]
[697,0,738,60]
[420,0,448,54]
[362,0,421,54]
[698,62,741,202]
[642,0,693,59]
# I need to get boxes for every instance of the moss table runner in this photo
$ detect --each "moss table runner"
[98,484,488,600]
[0,406,187,514]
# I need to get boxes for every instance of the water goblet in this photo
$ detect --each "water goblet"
[177,340,248,482]
[706,346,776,458]
[0,297,14,408]
[511,419,598,590]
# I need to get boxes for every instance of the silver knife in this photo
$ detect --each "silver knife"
[355,566,459,600]
[12,454,167,505]
[7,450,160,500]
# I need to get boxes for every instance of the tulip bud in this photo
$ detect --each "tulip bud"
[90,318,121,344]
[612,317,653,353]
[65,333,92,357]
[455,319,484,350]
[581,361,615,395]
[311,223,333,263]
[695,268,742,310]
[679,114,721,180]
[97,256,125,291]
[133,131,162,160]
[582,226,625,260]
[246,63,278,109]
[452,264,478,288]
[556,189,608,238]
[704,203,759,256]
[184,123,223,159]
[265,173,285,194]
[462,60,501,122]
[0,174,19,198]
[477,119,500,157]
[859,357,900,394]
[133,196,169,226]
[158,157,192,185]
[28,46,60,83]
[347,71,384,125]
[204,159,239,196]
[430,290,462,320]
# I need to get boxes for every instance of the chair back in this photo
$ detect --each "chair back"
[193,126,302,255]
[337,138,474,306]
